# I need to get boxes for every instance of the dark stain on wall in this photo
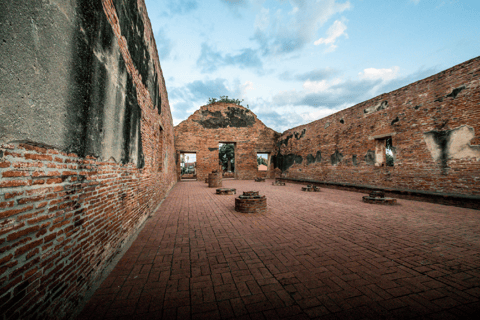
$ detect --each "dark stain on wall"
[277,134,293,147]
[64,0,144,167]
[306,154,315,165]
[193,107,255,129]
[65,0,110,157]
[391,116,399,125]
[114,0,161,113]
[352,154,358,166]
[294,129,306,140]
[122,74,145,168]
[306,151,322,165]
[446,85,466,99]
[434,85,466,103]
[272,153,303,172]
[365,150,375,165]
[330,150,343,165]
[425,129,452,173]
[208,147,218,151]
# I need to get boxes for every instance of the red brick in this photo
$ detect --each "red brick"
[17,195,46,205]
[0,201,14,209]
[19,144,47,154]
[4,191,24,200]
[2,171,30,178]
[32,179,45,185]
[24,154,53,161]
[46,178,63,184]
[0,180,29,188]
[0,161,11,168]
[0,205,34,219]
[61,171,77,176]
[0,254,13,266]
[12,162,43,168]
[7,225,41,241]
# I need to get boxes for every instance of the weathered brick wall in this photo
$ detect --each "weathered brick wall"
[0,1,176,319]
[174,103,280,181]
[275,57,480,197]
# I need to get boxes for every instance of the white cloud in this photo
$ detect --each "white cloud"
[254,7,270,31]
[298,106,343,123]
[359,66,400,81]
[303,78,342,93]
[240,81,255,95]
[314,20,348,51]
[303,80,330,92]
[253,0,351,55]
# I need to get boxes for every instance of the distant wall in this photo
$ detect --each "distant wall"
[274,57,480,198]
[0,0,176,319]
[174,103,280,180]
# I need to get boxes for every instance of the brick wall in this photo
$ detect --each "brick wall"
[0,1,176,319]
[274,57,480,197]
[174,103,280,181]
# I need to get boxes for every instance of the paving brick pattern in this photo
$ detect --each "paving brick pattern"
[77,180,480,319]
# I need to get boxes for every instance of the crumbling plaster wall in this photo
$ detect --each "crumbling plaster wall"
[174,103,280,180]
[274,56,480,196]
[0,0,176,319]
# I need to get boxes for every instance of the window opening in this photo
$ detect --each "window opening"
[257,153,269,171]
[157,126,164,172]
[386,137,394,167]
[375,136,394,167]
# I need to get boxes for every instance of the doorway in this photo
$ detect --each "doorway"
[219,143,235,179]
[180,152,197,180]
[257,152,270,176]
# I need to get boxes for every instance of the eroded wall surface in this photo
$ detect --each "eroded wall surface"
[275,57,480,196]
[174,103,280,180]
[0,0,176,318]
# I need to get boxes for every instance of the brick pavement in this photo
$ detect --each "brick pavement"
[77,180,480,319]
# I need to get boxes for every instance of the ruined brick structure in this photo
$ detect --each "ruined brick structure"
[0,0,176,319]
[1,0,480,318]
[274,57,480,206]
[174,58,480,208]
[174,103,280,181]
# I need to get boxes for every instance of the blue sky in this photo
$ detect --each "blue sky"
[145,0,480,132]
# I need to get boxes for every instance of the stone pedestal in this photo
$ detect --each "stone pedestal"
[216,188,236,195]
[362,191,397,205]
[302,185,320,192]
[235,191,267,214]
[208,172,222,188]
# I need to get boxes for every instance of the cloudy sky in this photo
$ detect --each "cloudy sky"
[145,0,479,133]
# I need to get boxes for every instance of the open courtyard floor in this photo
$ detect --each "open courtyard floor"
[77,180,480,319]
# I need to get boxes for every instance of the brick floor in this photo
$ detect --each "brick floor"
[77,180,480,319]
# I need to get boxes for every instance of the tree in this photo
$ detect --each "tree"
[257,157,267,166]
[219,144,235,172]
[180,154,186,175]
[208,96,247,108]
